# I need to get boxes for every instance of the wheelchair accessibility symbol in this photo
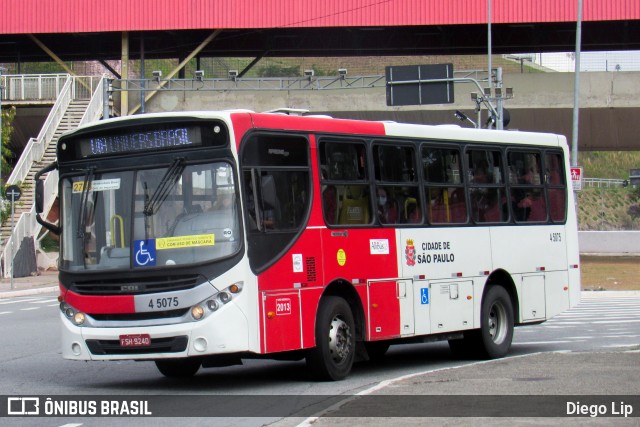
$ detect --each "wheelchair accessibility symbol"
[134,239,156,267]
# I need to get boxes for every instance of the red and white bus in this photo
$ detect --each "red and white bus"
[35,111,580,380]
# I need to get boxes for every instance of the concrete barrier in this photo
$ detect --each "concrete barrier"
[579,231,640,255]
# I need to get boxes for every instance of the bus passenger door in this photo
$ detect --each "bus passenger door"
[397,280,415,336]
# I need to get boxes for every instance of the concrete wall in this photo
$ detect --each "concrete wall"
[132,71,640,151]
[579,231,640,255]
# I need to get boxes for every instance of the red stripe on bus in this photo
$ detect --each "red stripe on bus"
[235,112,387,136]
[63,291,135,314]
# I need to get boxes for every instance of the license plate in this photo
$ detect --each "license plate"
[119,334,151,347]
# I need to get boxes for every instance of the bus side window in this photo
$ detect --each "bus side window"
[508,151,546,223]
[320,140,371,226]
[260,174,279,229]
[467,149,508,223]
[373,143,420,225]
[545,152,567,222]
[423,145,466,225]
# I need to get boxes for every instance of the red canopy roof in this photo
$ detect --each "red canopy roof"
[2,0,639,34]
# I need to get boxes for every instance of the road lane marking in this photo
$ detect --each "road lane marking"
[0,298,40,305]
[516,340,579,345]
[29,298,59,304]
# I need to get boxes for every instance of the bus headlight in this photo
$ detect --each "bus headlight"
[193,282,243,321]
[60,301,87,326]
[191,305,205,320]
[60,302,87,326]
[218,292,231,304]
[73,312,86,325]
[206,300,219,312]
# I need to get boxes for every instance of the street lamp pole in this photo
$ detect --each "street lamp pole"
[571,0,583,167]
[487,0,492,97]
[0,66,5,246]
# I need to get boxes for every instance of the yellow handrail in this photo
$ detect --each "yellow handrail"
[110,214,125,248]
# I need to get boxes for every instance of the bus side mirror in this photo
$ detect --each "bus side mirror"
[34,161,61,235]
[35,180,44,213]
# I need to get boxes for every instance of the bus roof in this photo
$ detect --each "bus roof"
[64,110,566,150]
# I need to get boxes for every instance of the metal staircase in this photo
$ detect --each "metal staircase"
[0,75,105,277]
[0,100,89,244]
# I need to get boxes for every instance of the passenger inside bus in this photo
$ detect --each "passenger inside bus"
[404,197,421,223]
[337,185,370,224]
[513,190,532,221]
[323,184,337,224]
[429,187,466,224]
[376,187,398,224]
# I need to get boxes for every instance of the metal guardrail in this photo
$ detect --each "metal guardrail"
[1,74,68,101]
[6,76,72,186]
[582,178,627,188]
[78,75,106,127]
[0,74,101,102]
[113,69,489,92]
[117,75,387,92]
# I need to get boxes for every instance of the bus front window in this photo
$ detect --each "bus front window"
[61,161,241,271]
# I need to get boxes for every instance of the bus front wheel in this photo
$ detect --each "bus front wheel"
[306,296,355,381]
[155,357,202,378]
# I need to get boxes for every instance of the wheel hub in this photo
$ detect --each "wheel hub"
[488,302,507,344]
[328,316,352,363]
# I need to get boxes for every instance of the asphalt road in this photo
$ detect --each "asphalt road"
[0,291,638,426]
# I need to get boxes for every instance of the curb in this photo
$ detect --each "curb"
[0,286,59,299]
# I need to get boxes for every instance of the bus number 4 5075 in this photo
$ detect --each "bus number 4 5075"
[148,297,179,309]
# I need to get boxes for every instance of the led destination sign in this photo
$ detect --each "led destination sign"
[78,127,201,158]
[58,119,229,162]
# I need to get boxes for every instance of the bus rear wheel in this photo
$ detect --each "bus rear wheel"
[155,357,202,378]
[449,285,514,359]
[306,296,355,381]
[477,285,514,358]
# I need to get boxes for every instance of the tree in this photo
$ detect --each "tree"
[1,105,16,183]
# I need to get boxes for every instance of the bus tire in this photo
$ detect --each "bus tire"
[306,296,355,381]
[477,285,514,359]
[155,357,202,378]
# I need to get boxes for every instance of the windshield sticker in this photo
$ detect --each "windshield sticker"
[156,234,215,250]
[72,178,121,193]
[134,239,156,267]
[222,228,234,241]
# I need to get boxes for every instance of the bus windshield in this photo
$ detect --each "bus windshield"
[61,161,241,271]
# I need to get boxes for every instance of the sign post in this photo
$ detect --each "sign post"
[5,185,21,289]
[570,167,583,191]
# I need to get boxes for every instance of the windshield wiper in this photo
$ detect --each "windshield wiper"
[76,167,96,238]
[143,158,185,216]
